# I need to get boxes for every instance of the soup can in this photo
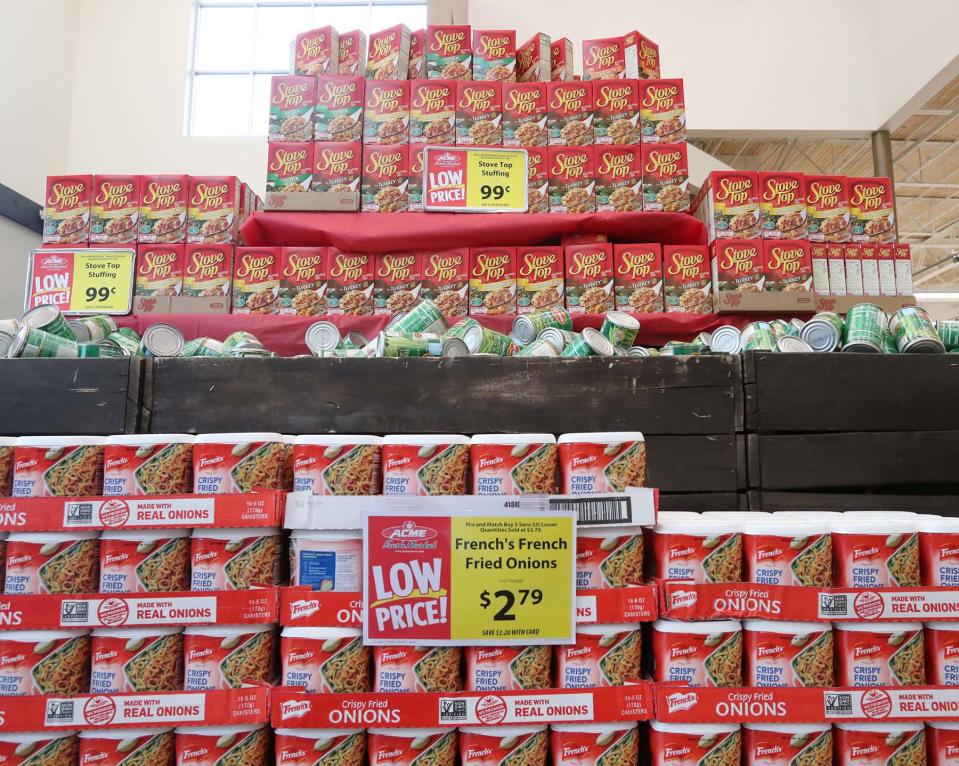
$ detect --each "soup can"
[512,308,573,345]
[387,299,446,334]
[889,306,945,353]
[599,311,640,348]
[842,303,886,352]
[20,305,76,340]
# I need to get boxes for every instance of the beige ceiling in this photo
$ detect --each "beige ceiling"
[691,73,959,292]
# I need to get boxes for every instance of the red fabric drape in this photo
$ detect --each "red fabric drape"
[240,210,707,251]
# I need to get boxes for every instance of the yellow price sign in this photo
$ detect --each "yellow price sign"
[423,147,528,213]
[450,514,575,644]
[69,250,135,314]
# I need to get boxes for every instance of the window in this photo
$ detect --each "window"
[188,0,428,136]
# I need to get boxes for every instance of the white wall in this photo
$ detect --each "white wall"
[65,0,266,192]
[0,0,80,201]
[867,0,959,130]
[0,1,80,317]
[470,0,918,136]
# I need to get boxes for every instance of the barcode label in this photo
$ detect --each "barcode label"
[64,502,94,526]
[60,601,90,624]
[45,700,75,723]
[824,692,853,716]
[819,594,848,617]
[439,699,468,722]
[549,497,632,525]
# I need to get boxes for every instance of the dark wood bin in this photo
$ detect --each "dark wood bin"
[0,358,142,435]
[144,355,745,494]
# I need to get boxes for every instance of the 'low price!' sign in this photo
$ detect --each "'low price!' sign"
[363,510,575,646]
[423,147,528,213]
[26,248,135,314]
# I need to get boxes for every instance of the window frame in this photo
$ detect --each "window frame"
[186,0,428,136]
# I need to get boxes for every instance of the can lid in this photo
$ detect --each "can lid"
[917,515,959,533]
[463,324,485,354]
[743,723,830,735]
[16,435,106,446]
[69,321,92,342]
[291,529,362,540]
[101,528,190,541]
[626,346,650,356]
[78,728,172,740]
[7,327,30,358]
[652,618,741,634]
[175,724,266,736]
[834,621,922,633]
[470,434,555,445]
[193,432,284,444]
[305,322,342,354]
[104,434,194,446]
[346,331,369,347]
[557,432,644,444]
[442,338,470,357]
[293,435,382,446]
[382,434,469,445]
[605,311,640,330]
[93,625,182,638]
[21,305,62,328]
[777,336,813,353]
[709,326,741,353]
[459,725,547,736]
[801,321,840,352]
[742,619,827,634]
[142,324,185,357]
[183,623,275,636]
[190,527,280,539]
[583,327,616,356]
[280,626,361,639]
[648,721,739,735]
[0,331,14,357]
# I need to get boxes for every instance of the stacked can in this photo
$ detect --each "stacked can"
[938,320,959,351]
[709,325,742,353]
[599,312,640,349]
[800,312,845,353]
[842,303,887,353]
[889,306,945,353]
[512,308,573,346]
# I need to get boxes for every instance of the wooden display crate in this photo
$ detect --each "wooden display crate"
[745,352,959,433]
[0,358,142,435]
[745,351,959,492]
[145,355,746,494]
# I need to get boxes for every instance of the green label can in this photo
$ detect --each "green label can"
[769,319,799,338]
[386,299,446,335]
[442,318,481,342]
[222,331,264,355]
[538,327,579,353]
[512,308,573,345]
[937,320,959,351]
[20,305,76,341]
[9,326,80,358]
[842,303,887,352]
[69,315,119,342]
[889,306,945,353]
[114,327,142,342]
[462,324,514,355]
[377,331,443,357]
[105,330,140,356]
[659,342,705,356]
[558,334,592,357]
[599,311,640,348]
[741,322,778,352]
[517,338,561,357]
[800,312,845,353]
[181,337,225,357]
[881,329,898,354]
[139,323,185,358]
[79,339,126,358]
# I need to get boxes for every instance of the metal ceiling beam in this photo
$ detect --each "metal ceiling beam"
[898,182,959,190]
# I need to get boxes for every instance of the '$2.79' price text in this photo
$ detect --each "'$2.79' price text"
[480,588,544,621]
